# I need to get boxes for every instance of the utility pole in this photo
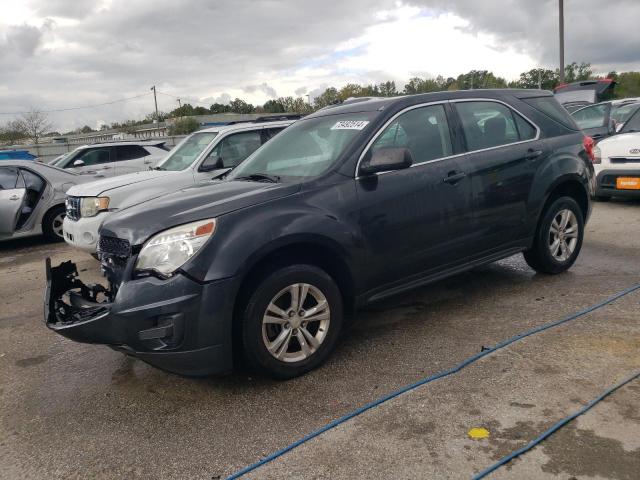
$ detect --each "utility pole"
[150,85,160,134]
[538,69,542,89]
[559,0,565,83]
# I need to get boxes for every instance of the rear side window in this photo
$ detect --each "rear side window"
[371,104,453,163]
[524,96,579,130]
[0,167,19,189]
[571,104,608,129]
[115,145,149,161]
[74,148,112,166]
[20,169,45,191]
[455,101,535,151]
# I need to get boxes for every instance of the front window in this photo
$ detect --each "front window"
[157,132,218,171]
[228,113,375,181]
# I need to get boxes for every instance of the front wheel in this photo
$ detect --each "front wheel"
[42,206,66,242]
[241,264,343,379]
[524,196,584,274]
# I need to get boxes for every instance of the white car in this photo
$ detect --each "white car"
[593,108,640,199]
[50,141,169,177]
[62,119,295,253]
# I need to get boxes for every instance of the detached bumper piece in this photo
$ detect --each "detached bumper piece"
[45,259,113,343]
[44,258,236,376]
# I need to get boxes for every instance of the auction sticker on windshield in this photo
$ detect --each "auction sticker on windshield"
[331,120,370,130]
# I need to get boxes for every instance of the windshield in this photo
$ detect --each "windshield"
[157,132,218,171]
[50,151,75,166]
[228,112,375,181]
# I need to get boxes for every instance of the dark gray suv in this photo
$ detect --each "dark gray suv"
[46,90,595,379]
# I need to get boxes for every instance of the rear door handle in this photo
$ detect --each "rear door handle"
[525,149,543,160]
[443,171,467,184]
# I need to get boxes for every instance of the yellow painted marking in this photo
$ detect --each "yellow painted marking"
[468,427,490,439]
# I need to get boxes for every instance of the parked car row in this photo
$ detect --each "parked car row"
[44,89,596,379]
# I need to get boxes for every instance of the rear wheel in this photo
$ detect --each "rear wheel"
[241,264,343,379]
[524,196,584,274]
[42,206,66,242]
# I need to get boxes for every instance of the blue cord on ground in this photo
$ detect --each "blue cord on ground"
[472,370,640,479]
[226,282,640,480]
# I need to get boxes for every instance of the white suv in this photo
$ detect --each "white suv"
[51,141,169,177]
[62,119,295,253]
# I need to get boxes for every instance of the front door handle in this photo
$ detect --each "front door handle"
[443,171,467,184]
[525,149,543,160]
[9,195,20,201]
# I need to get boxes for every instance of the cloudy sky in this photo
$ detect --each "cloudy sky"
[1,0,639,131]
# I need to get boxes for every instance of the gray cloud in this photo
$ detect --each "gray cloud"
[28,0,98,19]
[2,0,639,131]
[1,24,45,58]
[243,83,278,98]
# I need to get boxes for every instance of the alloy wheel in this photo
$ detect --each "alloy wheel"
[52,213,65,238]
[261,283,331,363]
[548,209,578,262]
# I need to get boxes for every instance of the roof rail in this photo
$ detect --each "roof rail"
[224,114,302,126]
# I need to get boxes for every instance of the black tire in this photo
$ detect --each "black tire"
[524,196,584,274]
[42,206,66,242]
[241,264,343,379]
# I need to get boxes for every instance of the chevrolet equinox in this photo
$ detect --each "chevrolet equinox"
[46,90,595,379]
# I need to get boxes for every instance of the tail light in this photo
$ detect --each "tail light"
[583,136,597,163]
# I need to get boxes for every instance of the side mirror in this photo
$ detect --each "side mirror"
[73,159,85,167]
[199,157,223,172]
[360,147,413,175]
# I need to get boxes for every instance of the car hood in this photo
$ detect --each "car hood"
[66,170,178,197]
[598,132,640,157]
[100,180,301,245]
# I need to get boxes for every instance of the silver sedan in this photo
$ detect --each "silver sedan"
[0,160,99,242]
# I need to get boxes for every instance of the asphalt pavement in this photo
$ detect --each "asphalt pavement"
[1,199,639,479]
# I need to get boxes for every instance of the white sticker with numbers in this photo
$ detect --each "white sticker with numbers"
[331,120,370,130]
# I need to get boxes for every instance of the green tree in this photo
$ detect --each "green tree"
[79,125,93,133]
[0,120,27,145]
[168,117,199,135]
[377,81,397,96]
[209,103,230,113]
[516,68,559,90]
[338,83,363,101]
[263,99,285,113]
[614,71,640,98]
[562,62,592,83]
[228,98,255,114]
[313,87,340,109]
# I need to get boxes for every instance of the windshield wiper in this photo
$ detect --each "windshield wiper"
[152,166,166,171]
[234,173,280,183]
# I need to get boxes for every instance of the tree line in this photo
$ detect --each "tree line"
[3,62,640,144]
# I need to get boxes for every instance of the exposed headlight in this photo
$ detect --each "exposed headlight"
[135,219,216,276]
[80,197,110,217]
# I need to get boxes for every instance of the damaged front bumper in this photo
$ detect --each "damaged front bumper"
[44,258,236,376]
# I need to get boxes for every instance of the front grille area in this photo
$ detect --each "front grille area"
[66,196,81,221]
[98,236,131,257]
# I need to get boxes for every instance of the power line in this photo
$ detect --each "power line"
[156,90,212,107]
[0,92,153,115]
